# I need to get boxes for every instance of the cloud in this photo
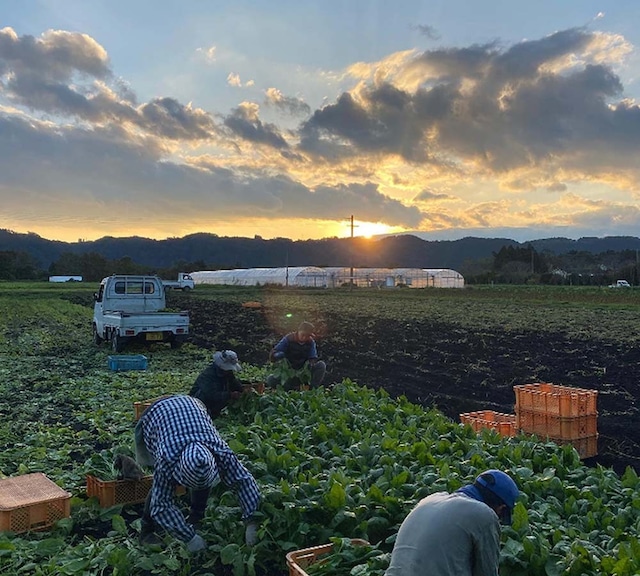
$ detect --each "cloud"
[223,102,289,149]
[296,27,640,191]
[264,87,311,116]
[413,24,441,41]
[414,188,453,201]
[227,72,254,88]
[196,45,217,63]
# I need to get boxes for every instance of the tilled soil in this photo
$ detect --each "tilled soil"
[183,297,639,475]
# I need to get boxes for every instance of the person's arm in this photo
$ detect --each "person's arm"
[269,335,289,362]
[148,466,196,542]
[215,448,261,520]
[471,513,501,576]
[307,339,319,362]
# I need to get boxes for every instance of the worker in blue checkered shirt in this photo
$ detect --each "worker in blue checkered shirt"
[134,395,261,553]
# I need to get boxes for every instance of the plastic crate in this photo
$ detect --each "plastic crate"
[549,435,598,459]
[459,410,517,437]
[108,354,148,371]
[86,474,154,507]
[517,410,597,440]
[514,383,597,416]
[0,473,71,533]
[286,539,370,576]
[86,475,186,507]
[134,395,172,420]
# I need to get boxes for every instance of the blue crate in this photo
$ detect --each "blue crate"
[108,354,148,371]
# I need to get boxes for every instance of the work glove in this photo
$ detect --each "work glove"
[186,533,207,554]
[245,520,259,547]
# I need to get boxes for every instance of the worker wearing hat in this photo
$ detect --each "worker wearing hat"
[134,395,261,553]
[189,350,245,419]
[385,469,520,575]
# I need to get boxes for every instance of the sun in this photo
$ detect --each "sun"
[355,222,395,239]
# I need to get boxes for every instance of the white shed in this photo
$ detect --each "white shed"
[190,267,328,288]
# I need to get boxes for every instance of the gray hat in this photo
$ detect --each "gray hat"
[213,350,242,372]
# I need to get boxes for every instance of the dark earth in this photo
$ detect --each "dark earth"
[180,295,640,476]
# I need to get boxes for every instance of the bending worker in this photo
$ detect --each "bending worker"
[385,469,520,576]
[189,350,244,419]
[135,395,261,553]
[266,321,326,389]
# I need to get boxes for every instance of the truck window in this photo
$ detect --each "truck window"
[144,282,155,294]
[113,280,155,294]
[114,281,126,294]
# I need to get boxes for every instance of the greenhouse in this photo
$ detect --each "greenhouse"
[190,267,328,287]
[323,267,465,288]
[191,267,464,288]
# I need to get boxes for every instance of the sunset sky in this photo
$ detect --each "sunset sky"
[2,1,640,243]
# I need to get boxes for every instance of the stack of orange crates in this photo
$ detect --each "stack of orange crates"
[514,382,598,458]
[459,410,517,437]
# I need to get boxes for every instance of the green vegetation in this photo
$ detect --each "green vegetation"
[1,283,640,574]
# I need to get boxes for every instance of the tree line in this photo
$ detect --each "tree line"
[2,244,640,286]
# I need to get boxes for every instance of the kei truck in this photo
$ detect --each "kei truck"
[93,275,190,352]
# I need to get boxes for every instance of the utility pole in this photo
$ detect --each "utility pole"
[350,215,354,286]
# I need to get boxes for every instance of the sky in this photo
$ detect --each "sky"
[2,1,640,243]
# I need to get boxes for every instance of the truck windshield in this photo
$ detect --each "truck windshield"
[114,281,156,294]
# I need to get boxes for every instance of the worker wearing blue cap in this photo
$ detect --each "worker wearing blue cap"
[385,469,520,576]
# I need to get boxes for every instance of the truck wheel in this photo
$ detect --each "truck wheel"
[170,337,183,349]
[92,324,103,345]
[182,286,191,292]
[112,333,126,353]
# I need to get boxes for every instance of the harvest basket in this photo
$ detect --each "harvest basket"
[108,354,148,372]
[0,473,71,533]
[514,383,597,417]
[286,539,370,576]
[459,410,517,437]
[517,410,598,440]
[134,395,172,420]
[86,475,186,508]
[86,474,154,507]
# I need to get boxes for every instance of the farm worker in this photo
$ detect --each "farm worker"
[385,469,520,576]
[189,349,245,419]
[134,395,261,553]
[266,321,326,389]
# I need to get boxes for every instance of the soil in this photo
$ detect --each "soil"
[183,298,640,476]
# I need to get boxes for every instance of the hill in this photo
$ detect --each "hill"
[2,228,640,272]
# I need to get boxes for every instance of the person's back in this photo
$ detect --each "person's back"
[385,492,501,576]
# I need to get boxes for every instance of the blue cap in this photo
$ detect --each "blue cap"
[475,470,519,523]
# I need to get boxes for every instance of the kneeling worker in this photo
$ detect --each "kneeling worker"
[135,395,261,553]
[267,321,326,389]
[385,469,520,576]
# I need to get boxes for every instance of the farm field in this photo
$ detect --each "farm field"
[1,282,640,575]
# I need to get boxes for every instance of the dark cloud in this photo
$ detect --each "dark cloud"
[413,24,441,41]
[0,113,422,227]
[296,27,640,185]
[414,189,452,201]
[264,88,311,116]
[224,105,289,149]
[139,98,216,140]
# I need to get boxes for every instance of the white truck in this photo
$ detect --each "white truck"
[162,272,195,291]
[93,275,190,352]
[608,279,631,288]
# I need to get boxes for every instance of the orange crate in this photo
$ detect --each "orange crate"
[459,410,517,437]
[286,539,370,576]
[134,395,172,420]
[550,435,598,459]
[517,410,597,439]
[86,475,186,508]
[514,383,597,417]
[0,473,71,533]
[87,474,154,507]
